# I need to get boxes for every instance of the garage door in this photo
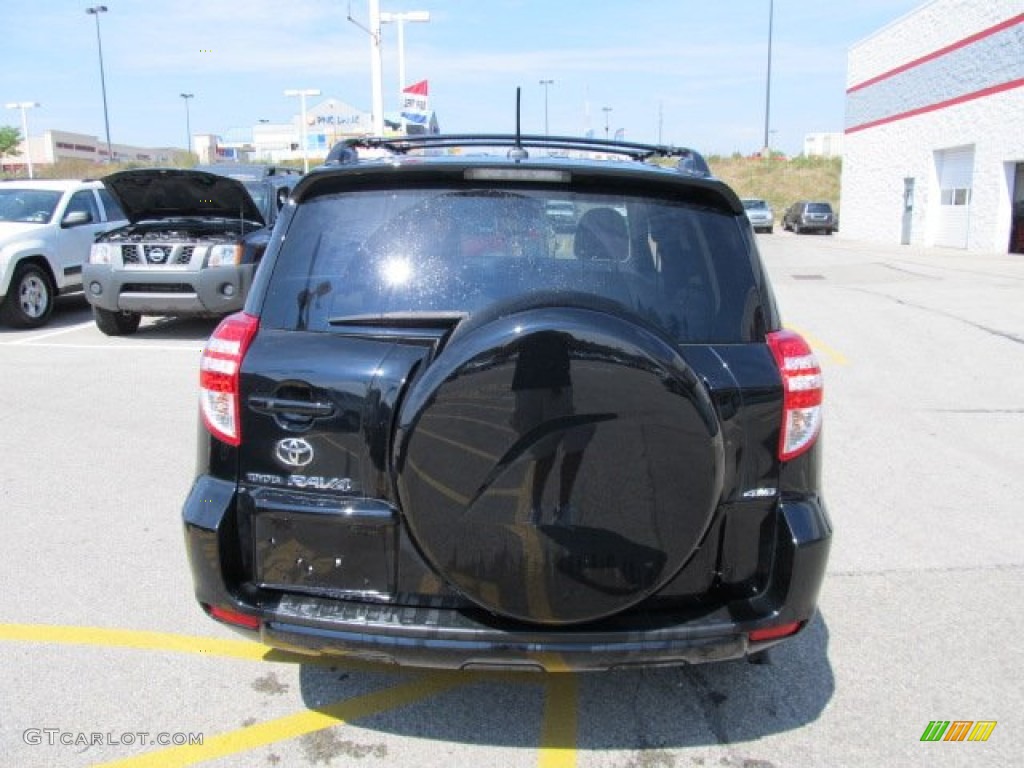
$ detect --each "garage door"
[934,146,974,249]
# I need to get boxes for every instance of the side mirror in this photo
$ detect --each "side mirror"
[62,210,93,227]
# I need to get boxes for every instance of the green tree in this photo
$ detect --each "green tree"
[0,125,23,158]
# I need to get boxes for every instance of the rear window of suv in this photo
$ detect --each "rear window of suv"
[259,185,767,343]
[807,202,833,214]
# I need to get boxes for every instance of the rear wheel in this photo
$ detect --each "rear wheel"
[93,306,142,336]
[1,262,55,328]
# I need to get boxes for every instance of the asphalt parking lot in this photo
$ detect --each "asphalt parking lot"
[1,231,1022,767]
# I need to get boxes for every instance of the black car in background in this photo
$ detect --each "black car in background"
[782,200,835,235]
[183,134,831,671]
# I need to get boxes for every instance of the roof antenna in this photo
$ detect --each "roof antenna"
[509,87,528,161]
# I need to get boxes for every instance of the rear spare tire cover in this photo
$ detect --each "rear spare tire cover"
[395,302,723,624]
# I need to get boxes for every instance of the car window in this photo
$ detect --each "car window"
[807,203,833,214]
[98,188,126,221]
[0,189,62,223]
[742,199,767,210]
[243,181,269,219]
[260,185,765,343]
[65,190,100,223]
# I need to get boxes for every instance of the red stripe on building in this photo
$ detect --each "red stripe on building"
[847,13,1024,94]
[846,77,1024,134]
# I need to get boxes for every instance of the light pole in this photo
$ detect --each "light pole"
[180,93,194,158]
[284,88,321,173]
[4,101,40,179]
[86,5,113,163]
[763,0,774,154]
[369,0,384,135]
[539,79,553,135]
[380,9,430,133]
[602,106,612,140]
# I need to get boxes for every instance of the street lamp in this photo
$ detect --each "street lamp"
[85,5,113,163]
[4,101,40,179]
[539,79,553,135]
[180,93,194,157]
[602,106,612,140]
[763,0,774,154]
[284,88,321,173]
[380,9,430,133]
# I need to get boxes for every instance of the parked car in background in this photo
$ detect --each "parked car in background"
[83,167,297,335]
[740,198,774,233]
[183,133,831,672]
[0,179,126,328]
[782,201,835,234]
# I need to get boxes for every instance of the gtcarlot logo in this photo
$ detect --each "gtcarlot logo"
[23,728,204,747]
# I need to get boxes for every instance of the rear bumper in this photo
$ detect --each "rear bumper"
[184,476,831,671]
[795,220,833,232]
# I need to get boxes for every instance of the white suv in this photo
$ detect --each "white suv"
[0,179,126,328]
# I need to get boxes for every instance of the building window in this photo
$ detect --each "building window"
[940,188,971,206]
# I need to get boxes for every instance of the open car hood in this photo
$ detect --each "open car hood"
[102,169,264,225]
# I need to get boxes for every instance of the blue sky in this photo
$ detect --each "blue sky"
[1,0,926,156]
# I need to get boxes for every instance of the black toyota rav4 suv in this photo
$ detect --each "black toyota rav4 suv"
[183,134,830,672]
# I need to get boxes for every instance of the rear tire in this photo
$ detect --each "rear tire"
[93,306,142,336]
[1,262,55,328]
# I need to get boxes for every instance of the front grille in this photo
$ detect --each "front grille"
[114,243,197,266]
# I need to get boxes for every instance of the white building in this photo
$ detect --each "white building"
[803,132,844,158]
[212,98,439,165]
[1,129,177,173]
[840,0,1024,253]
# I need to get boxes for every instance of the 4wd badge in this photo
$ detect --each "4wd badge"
[274,437,314,468]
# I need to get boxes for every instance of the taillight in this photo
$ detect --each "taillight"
[766,329,823,462]
[199,312,259,446]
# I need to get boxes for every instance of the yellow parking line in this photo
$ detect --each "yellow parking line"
[92,674,467,768]
[0,624,274,662]
[0,623,409,675]
[3,622,582,764]
[539,674,578,768]
[787,325,849,366]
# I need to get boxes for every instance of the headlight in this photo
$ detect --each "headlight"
[207,244,242,267]
[90,243,114,264]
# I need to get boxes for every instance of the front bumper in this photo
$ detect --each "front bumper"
[83,263,254,316]
[183,476,831,671]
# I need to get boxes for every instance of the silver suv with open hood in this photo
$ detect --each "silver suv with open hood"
[83,167,295,335]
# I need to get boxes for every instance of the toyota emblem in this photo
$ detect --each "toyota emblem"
[274,438,314,468]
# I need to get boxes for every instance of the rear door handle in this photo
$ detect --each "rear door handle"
[248,396,336,418]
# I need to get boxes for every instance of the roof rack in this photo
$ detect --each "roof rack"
[324,134,711,176]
